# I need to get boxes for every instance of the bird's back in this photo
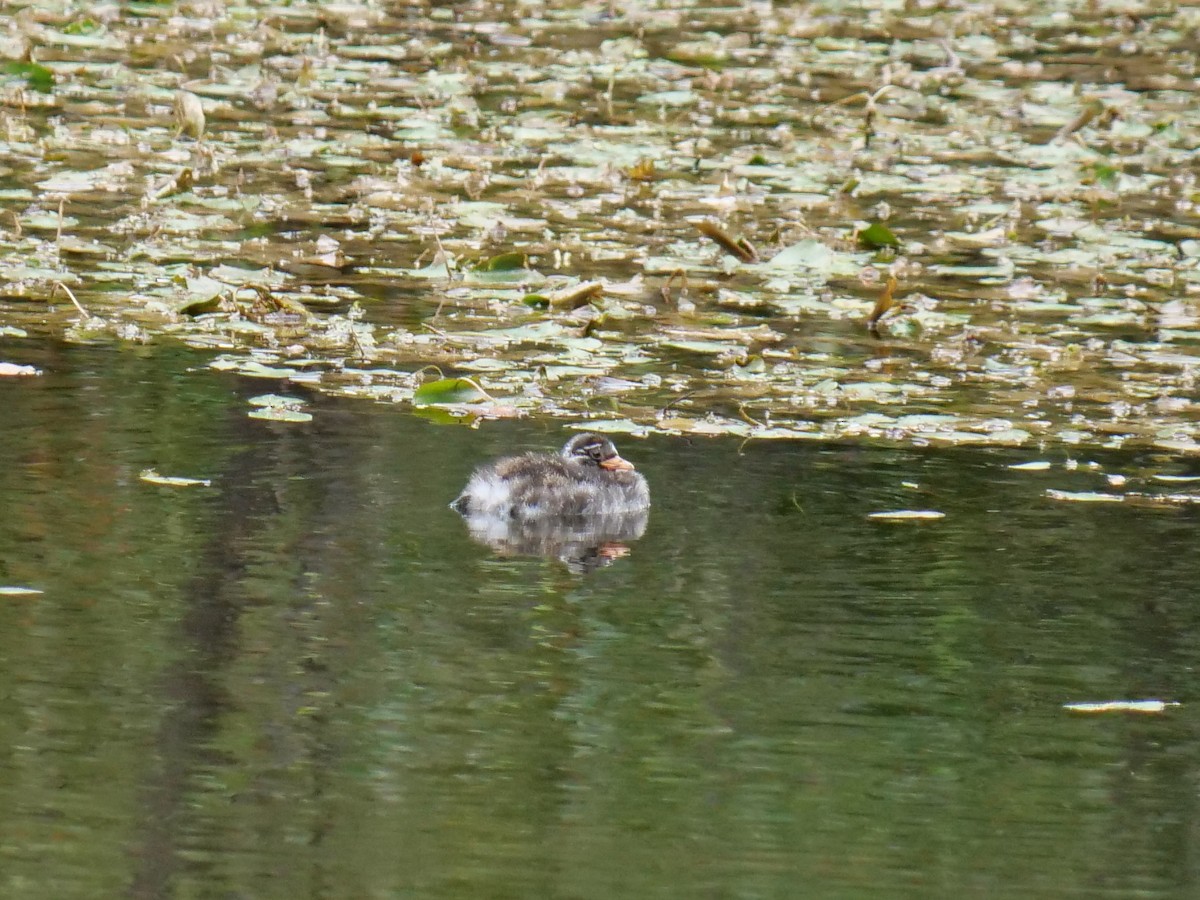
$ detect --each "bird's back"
[452,451,648,518]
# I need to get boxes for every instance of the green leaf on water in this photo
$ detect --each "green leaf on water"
[63,18,101,35]
[412,406,474,426]
[1087,161,1119,187]
[412,377,487,406]
[476,251,527,272]
[858,222,899,249]
[3,61,53,93]
[522,293,549,308]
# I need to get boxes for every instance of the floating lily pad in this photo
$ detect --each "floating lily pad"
[761,240,860,277]
[412,377,487,406]
[857,222,900,249]
[408,261,453,280]
[177,276,228,315]
[3,61,53,93]
[247,394,313,423]
[475,251,528,272]
[249,407,313,423]
[547,281,604,309]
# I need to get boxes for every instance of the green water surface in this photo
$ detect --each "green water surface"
[0,342,1196,899]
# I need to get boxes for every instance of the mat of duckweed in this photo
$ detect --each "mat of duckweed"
[2,0,1200,456]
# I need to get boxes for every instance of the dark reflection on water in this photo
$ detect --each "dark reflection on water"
[1,343,1200,898]
[455,509,650,574]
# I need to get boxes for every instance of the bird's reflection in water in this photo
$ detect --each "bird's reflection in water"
[457,509,649,574]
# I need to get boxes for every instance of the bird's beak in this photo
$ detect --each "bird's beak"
[600,454,635,471]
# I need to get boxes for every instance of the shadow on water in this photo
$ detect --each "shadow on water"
[1,343,1200,898]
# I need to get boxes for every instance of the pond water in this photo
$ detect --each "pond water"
[1,340,1198,898]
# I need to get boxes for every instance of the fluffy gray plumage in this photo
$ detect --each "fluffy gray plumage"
[451,433,651,519]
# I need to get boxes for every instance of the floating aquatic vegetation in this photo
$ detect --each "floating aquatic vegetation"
[1045,489,1124,503]
[2,60,52,93]
[694,220,758,264]
[857,222,900,251]
[247,394,313,423]
[0,1,1197,452]
[0,362,39,376]
[1064,701,1179,714]
[867,510,946,521]
[139,469,212,488]
[412,377,488,407]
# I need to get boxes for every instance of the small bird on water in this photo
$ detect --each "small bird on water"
[450,433,651,519]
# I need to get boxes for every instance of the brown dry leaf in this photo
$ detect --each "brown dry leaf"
[548,281,604,309]
[868,275,899,330]
[694,220,758,263]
